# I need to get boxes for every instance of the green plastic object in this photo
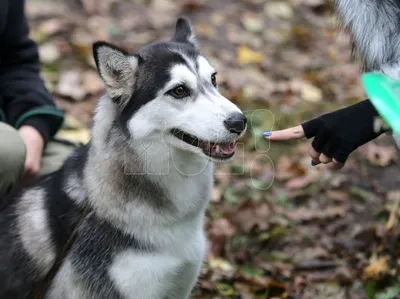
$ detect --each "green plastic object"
[362,72,400,136]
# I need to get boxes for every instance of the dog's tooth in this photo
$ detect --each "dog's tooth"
[216,145,220,154]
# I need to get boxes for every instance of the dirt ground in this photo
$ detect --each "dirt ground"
[26,0,400,298]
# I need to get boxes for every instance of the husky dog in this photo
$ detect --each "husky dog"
[0,17,247,299]
[333,0,400,77]
[333,0,400,145]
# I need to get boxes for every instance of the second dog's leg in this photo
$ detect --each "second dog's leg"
[164,262,203,299]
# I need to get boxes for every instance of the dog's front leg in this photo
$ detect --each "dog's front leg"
[164,261,203,299]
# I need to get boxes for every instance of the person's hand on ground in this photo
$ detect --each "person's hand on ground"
[18,125,44,178]
[263,99,388,169]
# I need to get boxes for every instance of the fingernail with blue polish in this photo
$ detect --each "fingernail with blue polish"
[262,132,272,137]
[311,161,317,166]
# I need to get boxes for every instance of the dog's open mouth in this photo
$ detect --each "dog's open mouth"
[171,129,237,160]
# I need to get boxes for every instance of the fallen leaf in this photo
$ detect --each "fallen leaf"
[228,200,270,232]
[363,256,389,280]
[56,70,86,101]
[385,190,400,231]
[56,128,91,144]
[62,115,86,130]
[285,175,314,190]
[286,207,346,222]
[264,2,294,20]
[81,0,97,15]
[208,256,235,273]
[82,70,104,95]
[180,0,206,12]
[39,19,65,36]
[210,218,236,237]
[237,45,264,65]
[241,12,264,33]
[290,80,323,102]
[363,143,397,167]
[327,190,348,202]
[302,283,346,299]
[276,156,306,181]
[211,186,222,203]
[293,247,329,263]
[39,42,61,64]
[194,23,217,39]
[297,0,325,7]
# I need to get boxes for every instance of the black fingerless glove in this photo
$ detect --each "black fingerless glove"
[301,99,388,163]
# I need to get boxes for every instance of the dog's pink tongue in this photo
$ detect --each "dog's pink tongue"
[220,142,236,154]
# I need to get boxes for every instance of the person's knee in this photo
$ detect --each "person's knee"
[0,123,26,195]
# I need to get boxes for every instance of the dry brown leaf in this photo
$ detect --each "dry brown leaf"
[363,256,389,280]
[285,175,313,190]
[208,256,235,273]
[180,0,206,12]
[276,156,306,181]
[211,186,222,203]
[82,70,104,95]
[229,200,270,232]
[386,190,400,231]
[241,12,264,33]
[56,70,86,101]
[264,2,294,20]
[210,218,236,237]
[363,143,397,167]
[56,128,91,144]
[81,0,97,15]
[287,207,346,222]
[327,190,348,202]
[39,19,64,36]
[297,0,324,7]
[290,80,322,102]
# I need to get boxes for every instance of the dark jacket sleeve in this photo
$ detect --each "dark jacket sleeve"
[0,0,64,144]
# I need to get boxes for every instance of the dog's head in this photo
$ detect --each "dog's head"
[93,17,247,162]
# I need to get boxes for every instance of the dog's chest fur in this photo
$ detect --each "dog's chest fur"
[45,148,213,299]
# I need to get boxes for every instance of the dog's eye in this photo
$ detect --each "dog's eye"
[168,85,189,99]
[211,73,217,87]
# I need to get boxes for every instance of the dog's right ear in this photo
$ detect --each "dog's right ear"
[171,17,198,48]
[93,41,138,107]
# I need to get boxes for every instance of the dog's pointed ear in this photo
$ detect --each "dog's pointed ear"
[171,17,198,48]
[93,41,138,106]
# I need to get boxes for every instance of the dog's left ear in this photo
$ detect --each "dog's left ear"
[171,17,198,48]
[93,41,138,107]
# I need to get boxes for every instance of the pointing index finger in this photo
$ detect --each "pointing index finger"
[264,125,305,141]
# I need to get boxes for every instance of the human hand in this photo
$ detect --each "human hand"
[18,125,44,178]
[263,100,387,169]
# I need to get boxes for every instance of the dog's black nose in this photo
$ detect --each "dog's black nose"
[224,112,247,134]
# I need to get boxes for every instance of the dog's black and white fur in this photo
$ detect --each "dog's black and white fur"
[0,18,247,298]
[333,0,400,145]
[334,0,400,77]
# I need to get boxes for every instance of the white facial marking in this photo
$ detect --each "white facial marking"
[197,56,215,83]
[161,64,197,95]
[126,51,244,163]
[175,50,197,72]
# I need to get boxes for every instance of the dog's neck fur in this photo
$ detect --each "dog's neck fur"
[83,97,213,245]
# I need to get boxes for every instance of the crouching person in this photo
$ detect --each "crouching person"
[0,0,75,197]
